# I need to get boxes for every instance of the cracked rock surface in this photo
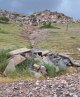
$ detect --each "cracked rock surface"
[0,73,80,97]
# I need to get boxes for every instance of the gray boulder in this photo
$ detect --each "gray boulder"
[48,53,73,66]
[57,59,67,70]
[4,54,26,74]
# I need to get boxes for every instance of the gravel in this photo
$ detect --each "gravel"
[0,73,80,97]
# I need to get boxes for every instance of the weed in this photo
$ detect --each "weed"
[0,49,10,73]
[40,21,60,29]
[44,64,66,77]
[0,16,9,23]
[7,59,35,78]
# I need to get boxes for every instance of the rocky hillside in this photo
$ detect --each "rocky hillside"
[0,10,73,25]
[31,10,73,24]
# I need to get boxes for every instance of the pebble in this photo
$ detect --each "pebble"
[0,73,80,97]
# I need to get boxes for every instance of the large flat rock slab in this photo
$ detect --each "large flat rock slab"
[9,48,31,56]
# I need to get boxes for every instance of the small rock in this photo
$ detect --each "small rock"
[33,64,40,71]
[35,80,40,85]
[40,66,47,76]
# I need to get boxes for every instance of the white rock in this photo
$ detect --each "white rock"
[33,64,40,71]
[77,48,80,51]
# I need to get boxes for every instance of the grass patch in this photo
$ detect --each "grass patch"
[44,64,66,77]
[0,28,8,34]
[0,49,10,73]
[7,68,33,79]
[40,22,60,29]
[6,59,38,78]
[40,25,60,29]
[0,16,9,23]
[0,22,29,49]
[37,22,80,58]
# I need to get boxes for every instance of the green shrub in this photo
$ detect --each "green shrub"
[10,58,41,78]
[15,13,20,17]
[44,64,56,77]
[41,22,52,28]
[0,16,9,23]
[16,59,33,70]
[8,59,37,78]
[44,64,66,77]
[0,49,10,73]
[40,21,60,29]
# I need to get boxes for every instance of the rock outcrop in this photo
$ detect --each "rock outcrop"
[0,10,73,25]
[3,48,80,77]
[31,10,73,24]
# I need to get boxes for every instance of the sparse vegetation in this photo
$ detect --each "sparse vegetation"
[7,66,33,79]
[7,59,41,78]
[44,64,56,77]
[38,22,80,56]
[0,16,9,23]
[40,21,60,29]
[0,28,8,34]
[0,22,29,49]
[0,49,10,73]
[44,64,66,77]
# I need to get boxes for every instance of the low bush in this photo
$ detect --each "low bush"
[40,22,52,28]
[40,21,60,29]
[7,59,39,78]
[44,64,56,77]
[0,16,9,23]
[0,49,10,73]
